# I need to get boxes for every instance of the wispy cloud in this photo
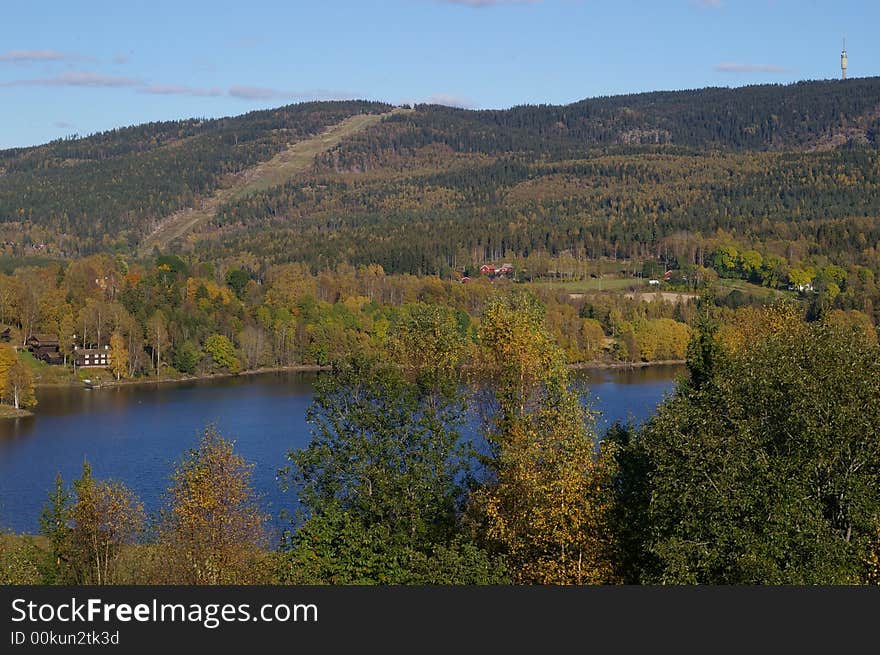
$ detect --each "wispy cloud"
[228,85,359,101]
[433,0,540,6]
[0,71,141,87]
[113,53,130,65]
[1,68,361,105]
[418,93,476,109]
[53,121,75,129]
[140,84,223,97]
[714,62,789,73]
[228,85,286,100]
[0,49,80,63]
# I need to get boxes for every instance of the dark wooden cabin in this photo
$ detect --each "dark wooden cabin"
[73,346,111,368]
[27,333,63,364]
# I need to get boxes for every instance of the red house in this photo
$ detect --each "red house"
[480,264,496,276]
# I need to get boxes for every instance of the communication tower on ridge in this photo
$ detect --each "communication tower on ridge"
[841,36,848,80]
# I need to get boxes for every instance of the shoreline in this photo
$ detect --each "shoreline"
[568,359,686,370]
[0,405,34,420]
[34,360,685,390]
[34,364,332,389]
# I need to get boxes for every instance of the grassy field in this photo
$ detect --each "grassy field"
[18,349,72,384]
[531,275,797,303]
[714,278,793,300]
[139,109,405,255]
[529,277,647,293]
[232,112,404,197]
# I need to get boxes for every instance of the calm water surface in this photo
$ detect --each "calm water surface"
[0,366,684,534]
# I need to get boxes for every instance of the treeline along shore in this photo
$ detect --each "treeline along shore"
[27,360,685,391]
[0,253,702,409]
[2,290,879,586]
[0,248,873,426]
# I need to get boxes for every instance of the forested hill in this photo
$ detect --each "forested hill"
[324,77,880,167]
[0,101,393,245]
[0,77,879,258]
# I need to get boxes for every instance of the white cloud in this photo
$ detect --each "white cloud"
[714,62,789,73]
[0,71,140,87]
[419,93,476,109]
[228,85,285,100]
[0,49,79,63]
[228,85,359,101]
[140,84,223,97]
[0,66,366,106]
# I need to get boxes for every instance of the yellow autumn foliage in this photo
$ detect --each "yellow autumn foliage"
[185,277,236,306]
[158,426,268,584]
[472,292,616,584]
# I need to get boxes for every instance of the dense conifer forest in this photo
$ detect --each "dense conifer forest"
[1,78,879,265]
[0,101,392,244]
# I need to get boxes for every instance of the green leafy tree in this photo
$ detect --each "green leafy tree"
[684,291,723,390]
[225,268,251,298]
[38,474,73,583]
[614,319,880,584]
[738,250,763,281]
[277,504,506,584]
[204,334,240,373]
[280,354,493,584]
[788,267,815,291]
[604,423,655,584]
[172,340,201,374]
[389,302,469,395]
[759,254,788,288]
[712,245,739,277]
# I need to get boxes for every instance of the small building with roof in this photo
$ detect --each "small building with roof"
[73,345,112,368]
[27,333,63,364]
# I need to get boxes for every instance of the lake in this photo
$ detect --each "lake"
[0,366,685,534]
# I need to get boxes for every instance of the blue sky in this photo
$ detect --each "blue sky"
[1,0,875,149]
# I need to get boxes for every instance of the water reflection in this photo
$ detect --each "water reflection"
[0,366,685,534]
[574,364,686,433]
